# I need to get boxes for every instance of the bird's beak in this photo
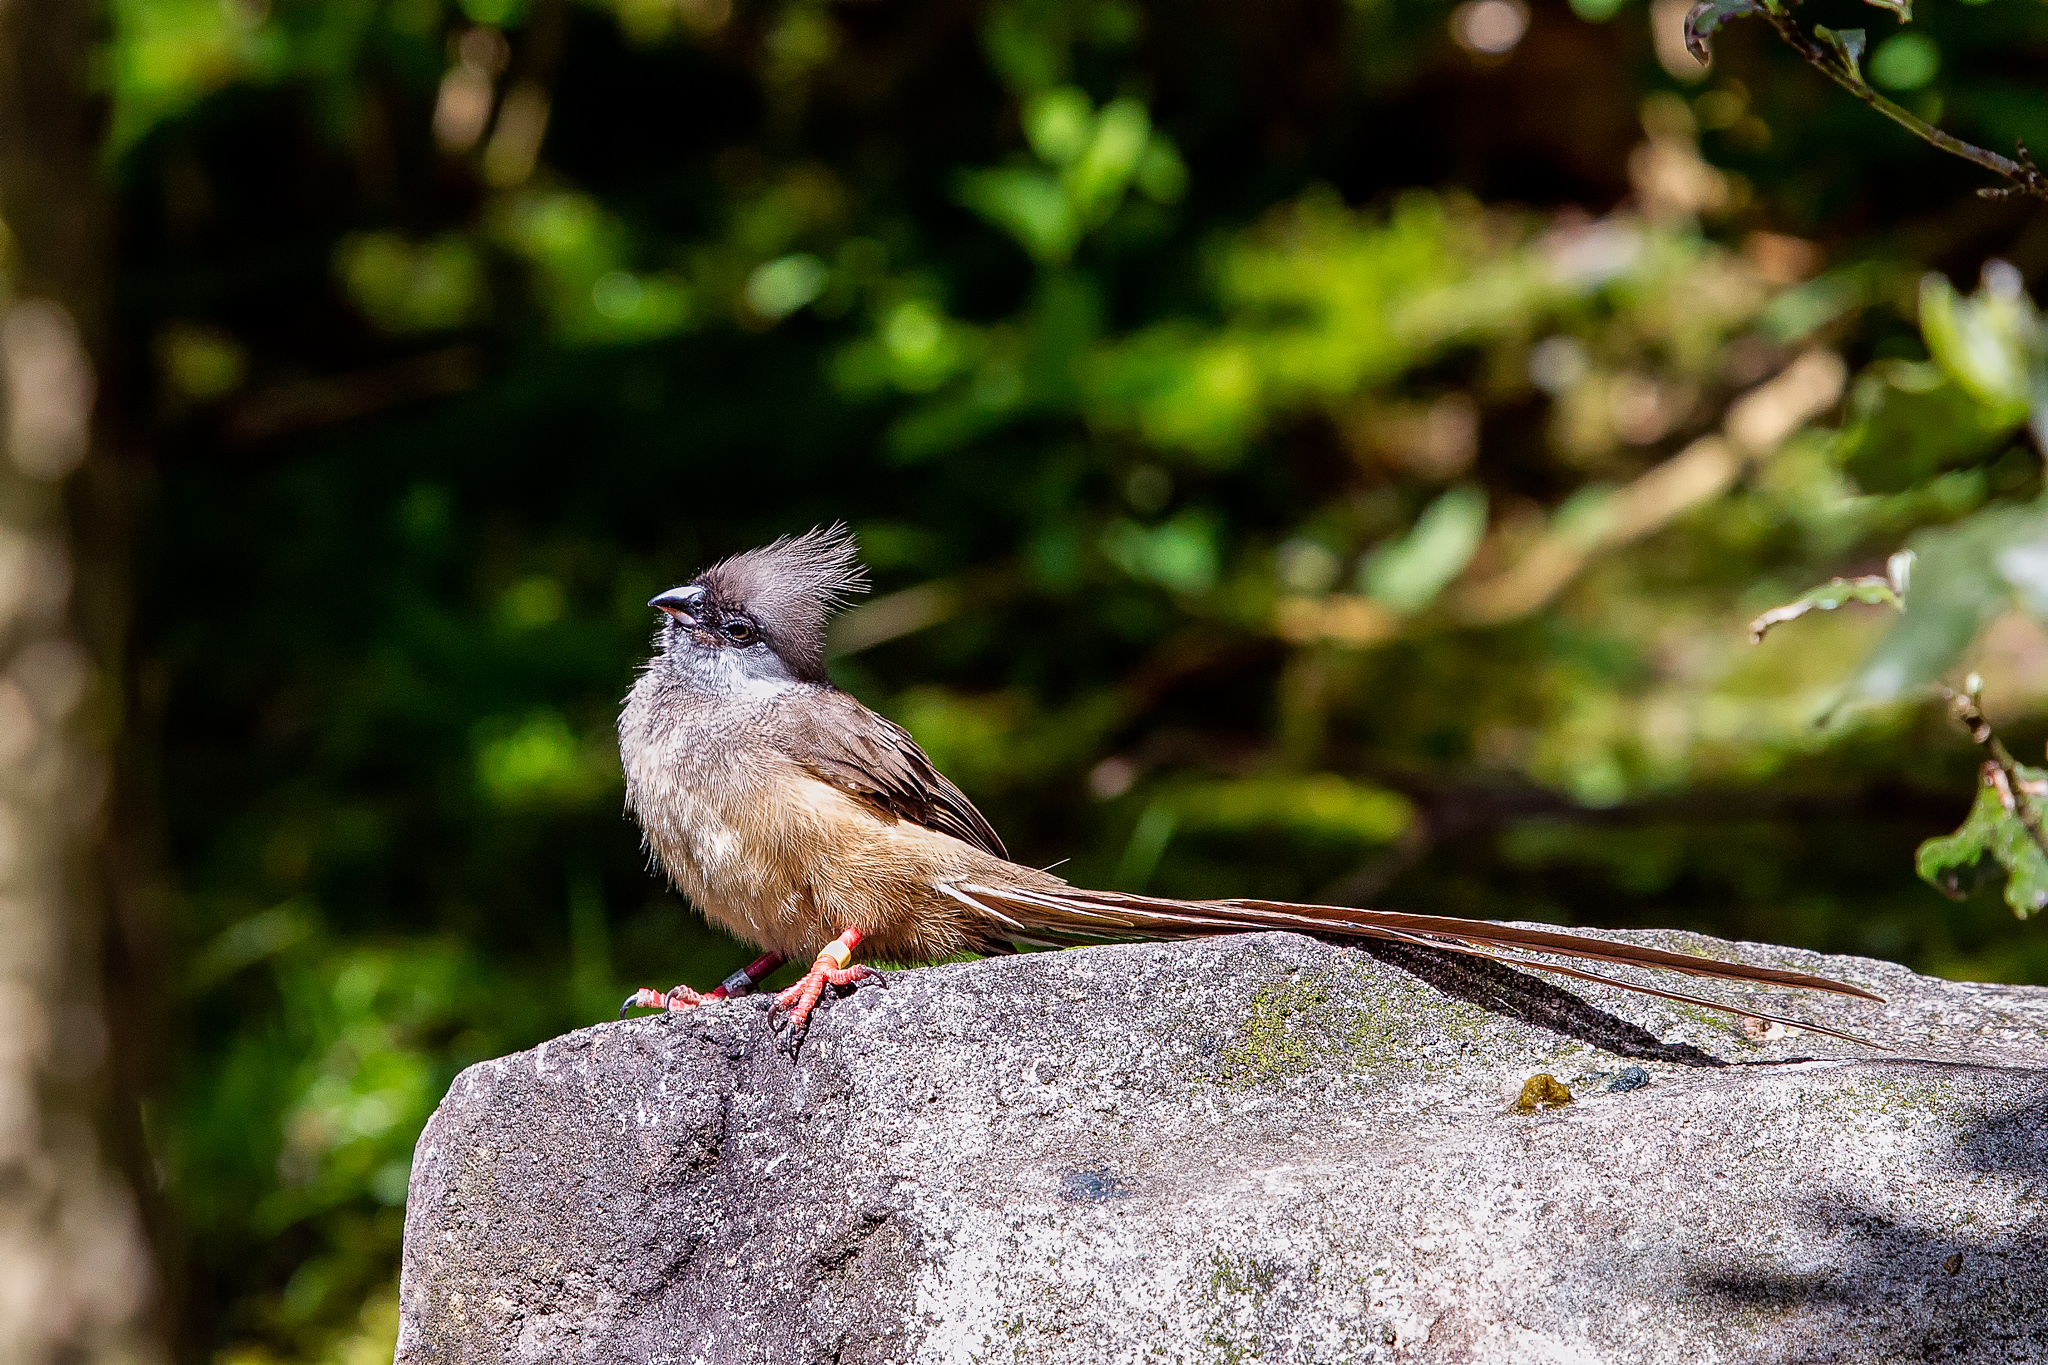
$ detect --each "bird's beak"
[649,584,706,625]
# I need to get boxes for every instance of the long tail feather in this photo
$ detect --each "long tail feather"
[951,881,1886,1046]
[1365,926,1886,1050]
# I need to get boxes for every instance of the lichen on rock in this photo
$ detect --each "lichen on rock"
[398,929,2048,1364]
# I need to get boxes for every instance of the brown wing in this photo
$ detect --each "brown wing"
[776,687,1009,859]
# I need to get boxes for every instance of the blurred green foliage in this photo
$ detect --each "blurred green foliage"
[103,0,2048,1359]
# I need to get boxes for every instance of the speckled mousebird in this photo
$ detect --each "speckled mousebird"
[618,526,1882,1045]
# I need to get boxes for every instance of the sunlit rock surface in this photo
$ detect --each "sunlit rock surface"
[396,930,2048,1364]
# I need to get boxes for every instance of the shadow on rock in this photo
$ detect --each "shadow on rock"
[1687,1085,2048,1358]
[1354,938,1726,1067]
[1955,1082,2048,1177]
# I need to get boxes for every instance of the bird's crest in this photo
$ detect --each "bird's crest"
[695,524,868,679]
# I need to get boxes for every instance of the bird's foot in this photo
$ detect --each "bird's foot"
[770,929,881,1047]
[771,963,881,1037]
[620,952,789,1019]
[620,984,711,1018]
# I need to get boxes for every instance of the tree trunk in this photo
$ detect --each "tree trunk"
[0,1,166,1360]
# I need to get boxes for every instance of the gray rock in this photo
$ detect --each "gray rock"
[396,929,2048,1364]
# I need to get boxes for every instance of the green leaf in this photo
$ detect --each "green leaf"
[1066,96,1151,222]
[743,253,828,321]
[1024,87,1094,167]
[1861,0,1910,21]
[1919,269,2041,420]
[1683,0,1763,64]
[1102,510,1221,593]
[1360,485,1489,614]
[1815,26,1869,84]
[1917,763,2048,918]
[957,167,1080,264]
[1748,574,1902,643]
[335,232,485,334]
[1134,138,1187,204]
[1843,501,2048,704]
[1994,524,2048,618]
[1835,360,2022,493]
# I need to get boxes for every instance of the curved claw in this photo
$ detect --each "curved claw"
[621,984,708,1018]
[765,928,878,1048]
[769,964,882,1042]
[774,1017,803,1060]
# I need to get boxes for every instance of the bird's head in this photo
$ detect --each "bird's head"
[648,524,868,690]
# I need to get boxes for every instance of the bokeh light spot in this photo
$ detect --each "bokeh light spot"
[1453,0,1530,55]
[1871,33,1939,91]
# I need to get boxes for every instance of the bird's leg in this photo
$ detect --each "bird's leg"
[620,951,787,1018]
[771,927,880,1039]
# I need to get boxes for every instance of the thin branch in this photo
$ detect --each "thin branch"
[1697,0,2048,202]
[1939,683,2048,864]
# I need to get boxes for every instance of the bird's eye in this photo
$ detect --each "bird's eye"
[726,620,756,643]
